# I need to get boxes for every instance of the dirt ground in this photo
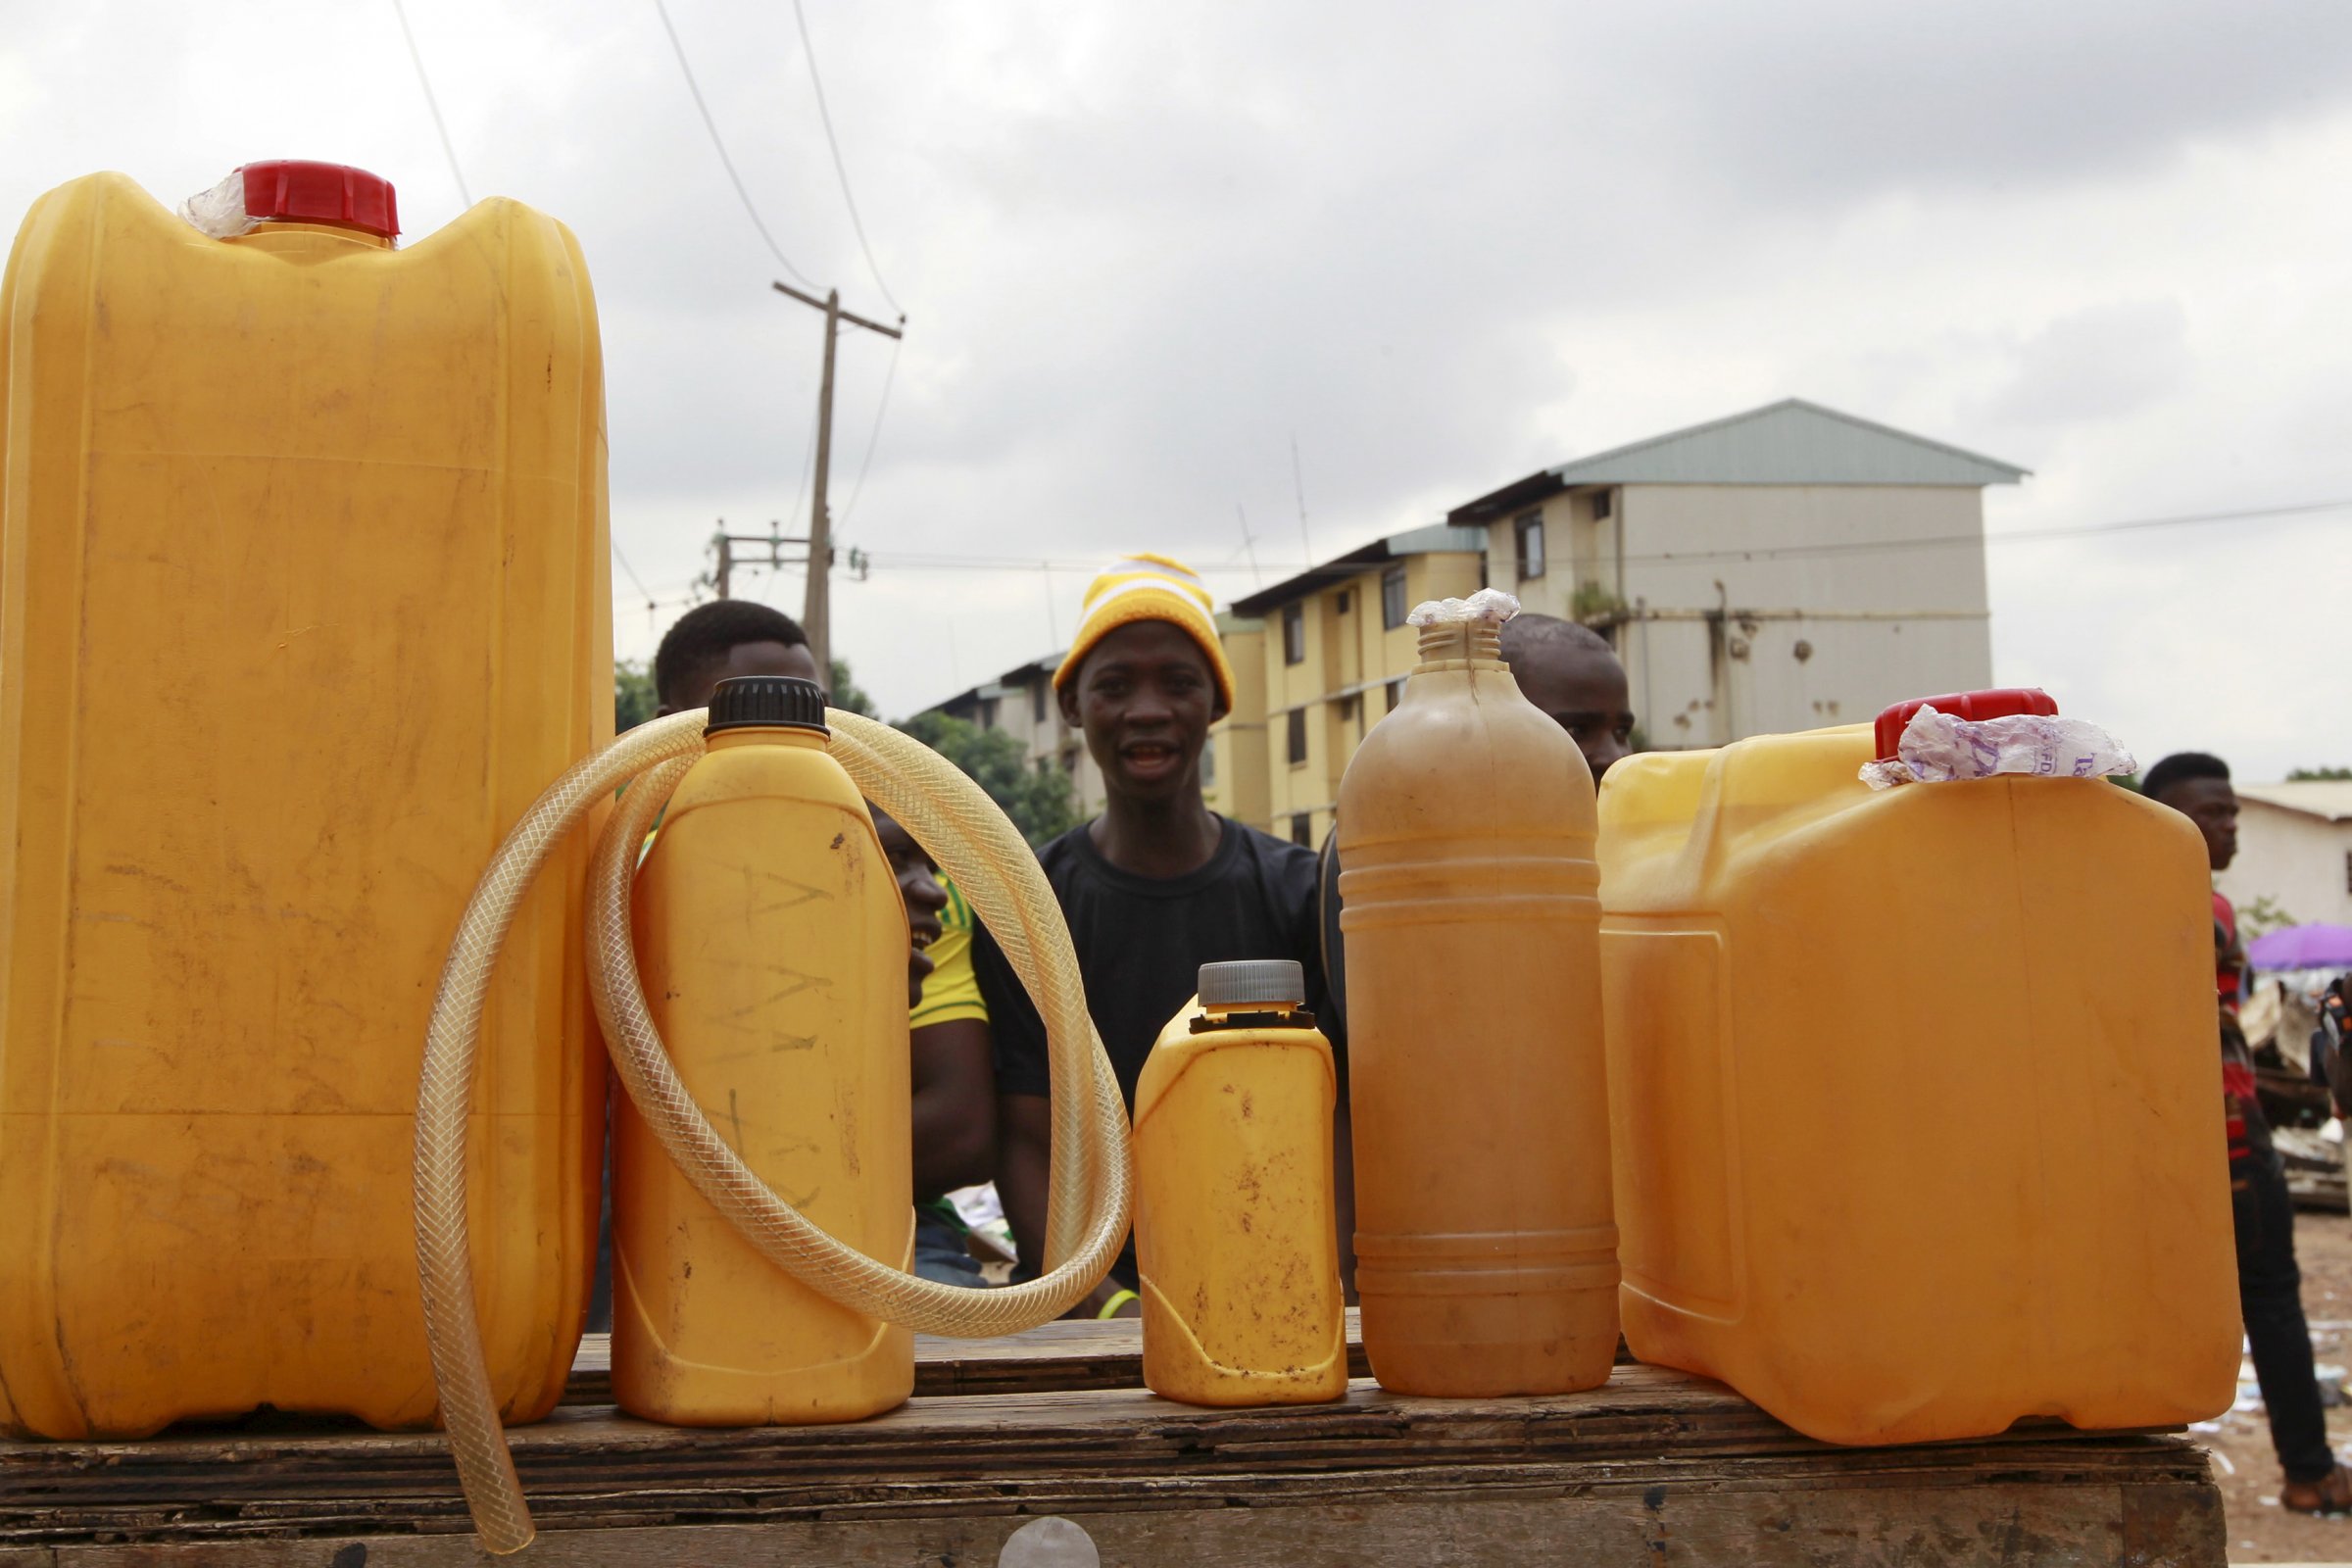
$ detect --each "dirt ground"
[2207,1207,2352,1563]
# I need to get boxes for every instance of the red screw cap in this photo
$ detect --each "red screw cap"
[1874,688,2057,760]
[238,161,399,239]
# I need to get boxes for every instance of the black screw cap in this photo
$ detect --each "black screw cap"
[705,675,828,737]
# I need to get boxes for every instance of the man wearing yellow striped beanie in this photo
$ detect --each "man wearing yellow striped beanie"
[970,553,1346,1309]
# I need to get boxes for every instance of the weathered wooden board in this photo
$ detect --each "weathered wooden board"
[1,1368,2220,1562]
[0,1448,2222,1566]
[0,1321,2224,1566]
[564,1309,1627,1403]
[564,1311,1379,1403]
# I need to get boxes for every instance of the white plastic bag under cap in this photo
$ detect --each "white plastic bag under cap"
[1860,704,2136,790]
[178,170,260,240]
[1407,587,1520,627]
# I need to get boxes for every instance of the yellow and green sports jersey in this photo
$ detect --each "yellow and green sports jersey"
[910,874,988,1030]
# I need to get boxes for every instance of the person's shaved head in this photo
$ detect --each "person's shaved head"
[1499,613,1636,786]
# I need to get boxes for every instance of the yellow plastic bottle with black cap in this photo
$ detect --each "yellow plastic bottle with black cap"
[1134,960,1348,1407]
[612,675,915,1426]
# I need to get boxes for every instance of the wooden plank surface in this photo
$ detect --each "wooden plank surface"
[0,1326,2225,1565]
[564,1310,1380,1402]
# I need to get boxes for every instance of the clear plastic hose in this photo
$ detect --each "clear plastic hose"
[415,710,1131,1552]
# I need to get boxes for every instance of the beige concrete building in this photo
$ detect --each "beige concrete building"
[2217,781,2352,932]
[1223,525,1488,847]
[1200,612,1271,830]
[924,652,1106,822]
[1448,399,2026,748]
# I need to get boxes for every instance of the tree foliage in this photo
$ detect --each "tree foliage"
[829,658,879,718]
[2288,766,2352,782]
[898,711,1079,847]
[615,659,658,732]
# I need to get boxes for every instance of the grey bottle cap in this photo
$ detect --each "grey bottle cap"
[1198,959,1305,1009]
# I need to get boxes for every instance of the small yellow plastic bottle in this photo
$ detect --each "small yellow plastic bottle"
[1134,960,1348,1407]
[612,676,914,1426]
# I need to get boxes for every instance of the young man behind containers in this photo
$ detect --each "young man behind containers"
[1497,613,1636,786]
[2145,751,2352,1515]
[588,602,998,1326]
[972,557,1340,1308]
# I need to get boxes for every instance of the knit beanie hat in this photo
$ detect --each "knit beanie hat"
[1053,554,1236,712]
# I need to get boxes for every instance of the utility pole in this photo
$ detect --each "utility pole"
[771,281,902,677]
[703,520,858,603]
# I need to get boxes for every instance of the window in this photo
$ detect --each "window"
[1336,589,1352,615]
[1031,682,1048,726]
[978,696,999,730]
[1286,708,1308,766]
[1338,694,1359,724]
[1291,812,1313,848]
[1592,488,1614,521]
[1514,512,1545,580]
[1386,678,1403,711]
[1382,564,1408,629]
[1283,603,1305,665]
[1201,734,1216,787]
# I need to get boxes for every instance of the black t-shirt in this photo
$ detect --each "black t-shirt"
[975,816,1343,1111]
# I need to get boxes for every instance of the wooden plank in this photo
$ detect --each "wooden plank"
[0,1451,2224,1565]
[0,1368,2212,1548]
[565,1309,1625,1402]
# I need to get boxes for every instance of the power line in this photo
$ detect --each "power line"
[611,538,655,602]
[836,332,902,528]
[390,0,472,208]
[655,0,819,291]
[787,0,904,318]
[844,495,2352,579]
[785,401,821,534]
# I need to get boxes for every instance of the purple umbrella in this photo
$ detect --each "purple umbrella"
[2247,923,2352,972]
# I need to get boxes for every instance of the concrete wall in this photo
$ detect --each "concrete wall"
[2217,801,2352,931]
[1486,483,1994,748]
[1254,550,1484,846]
[1204,616,1269,829]
[976,665,1104,823]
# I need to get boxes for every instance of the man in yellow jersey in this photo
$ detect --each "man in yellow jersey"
[871,807,999,1287]
[587,603,999,1326]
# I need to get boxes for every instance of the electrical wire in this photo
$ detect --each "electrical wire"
[655,0,819,291]
[611,539,655,604]
[788,0,904,318]
[390,0,473,209]
[840,495,2352,580]
[836,332,902,529]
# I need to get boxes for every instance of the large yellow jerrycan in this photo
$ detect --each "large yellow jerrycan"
[1596,690,2239,1446]
[1336,590,1619,1397]
[1135,961,1348,1408]
[0,164,610,1440]
[613,677,915,1425]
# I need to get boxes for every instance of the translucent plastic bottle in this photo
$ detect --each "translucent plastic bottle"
[0,164,608,1439]
[1597,694,2238,1445]
[1134,961,1348,1407]
[612,677,914,1425]
[1334,592,1619,1396]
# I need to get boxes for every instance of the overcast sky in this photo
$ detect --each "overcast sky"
[4,0,2347,778]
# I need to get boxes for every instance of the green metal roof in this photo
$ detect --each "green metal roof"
[1543,398,2029,488]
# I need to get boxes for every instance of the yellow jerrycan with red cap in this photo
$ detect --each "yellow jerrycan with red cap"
[1595,688,2239,1446]
[0,163,610,1438]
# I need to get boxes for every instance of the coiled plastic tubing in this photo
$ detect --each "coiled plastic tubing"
[414,709,1133,1551]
